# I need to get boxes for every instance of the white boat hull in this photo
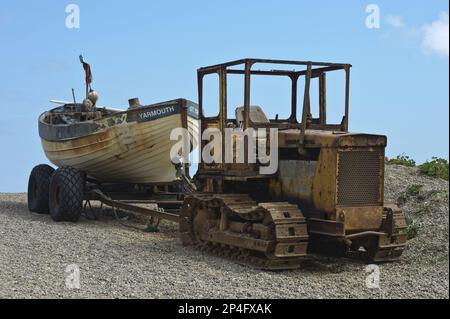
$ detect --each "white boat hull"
[39,99,199,184]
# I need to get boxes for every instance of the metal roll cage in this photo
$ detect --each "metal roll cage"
[197,58,352,144]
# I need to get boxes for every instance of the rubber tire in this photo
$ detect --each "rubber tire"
[28,164,55,214]
[49,166,84,222]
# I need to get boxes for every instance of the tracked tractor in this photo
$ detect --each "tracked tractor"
[28,58,407,270]
[179,59,407,269]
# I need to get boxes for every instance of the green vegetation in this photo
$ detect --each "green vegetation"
[406,223,419,240]
[397,184,424,206]
[387,154,449,181]
[412,205,431,217]
[406,184,423,197]
[418,157,449,181]
[143,224,160,233]
[386,154,416,167]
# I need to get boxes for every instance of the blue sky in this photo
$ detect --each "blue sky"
[0,0,448,192]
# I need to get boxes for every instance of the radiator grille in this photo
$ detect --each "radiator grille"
[337,150,382,206]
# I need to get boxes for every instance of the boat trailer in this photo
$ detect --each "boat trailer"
[85,188,184,230]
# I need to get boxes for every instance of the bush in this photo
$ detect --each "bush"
[419,157,449,181]
[406,223,419,240]
[396,184,424,206]
[406,184,423,197]
[386,154,416,167]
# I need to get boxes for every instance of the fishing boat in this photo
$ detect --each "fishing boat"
[39,98,199,184]
[38,57,199,184]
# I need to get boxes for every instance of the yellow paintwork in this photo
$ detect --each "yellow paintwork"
[272,128,387,233]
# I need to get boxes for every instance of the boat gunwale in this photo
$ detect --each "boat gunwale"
[39,98,199,142]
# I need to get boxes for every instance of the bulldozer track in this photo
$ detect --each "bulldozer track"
[179,194,309,270]
[370,205,407,262]
[347,205,407,262]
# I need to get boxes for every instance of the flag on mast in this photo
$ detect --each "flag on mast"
[79,55,92,96]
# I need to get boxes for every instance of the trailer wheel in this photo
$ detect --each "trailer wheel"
[28,164,55,214]
[49,166,84,222]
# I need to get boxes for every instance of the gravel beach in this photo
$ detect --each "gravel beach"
[0,165,448,299]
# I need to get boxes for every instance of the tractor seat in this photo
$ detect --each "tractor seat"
[235,106,270,126]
